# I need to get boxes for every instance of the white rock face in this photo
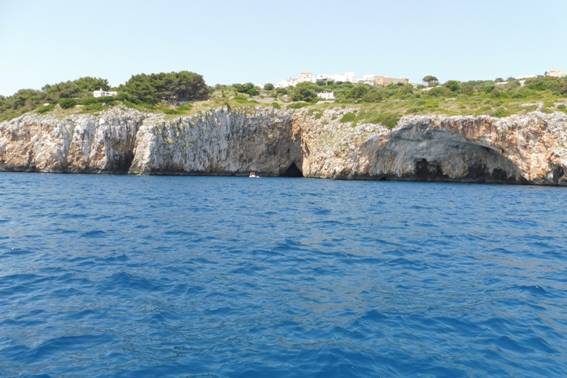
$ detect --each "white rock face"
[0,106,566,185]
[296,110,567,185]
[129,108,300,175]
[0,108,145,172]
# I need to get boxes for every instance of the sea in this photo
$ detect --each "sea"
[0,173,566,377]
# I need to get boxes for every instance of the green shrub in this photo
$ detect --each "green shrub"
[444,80,461,92]
[159,103,193,115]
[340,112,357,123]
[288,102,309,109]
[290,84,317,102]
[36,104,55,114]
[263,83,274,91]
[43,77,110,102]
[121,71,209,104]
[422,75,439,87]
[82,102,105,113]
[358,112,401,128]
[491,106,510,117]
[59,98,77,109]
[362,89,384,102]
[376,113,401,128]
[428,87,451,97]
[345,84,369,100]
[234,94,254,103]
[232,83,259,96]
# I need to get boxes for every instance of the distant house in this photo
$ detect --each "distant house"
[368,75,409,86]
[274,72,410,88]
[290,72,316,85]
[545,69,567,78]
[516,75,537,87]
[93,89,118,98]
[317,72,357,83]
[317,92,336,101]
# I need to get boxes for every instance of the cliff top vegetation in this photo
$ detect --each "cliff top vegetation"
[1,71,566,127]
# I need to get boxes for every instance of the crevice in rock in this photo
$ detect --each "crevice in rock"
[414,158,447,179]
[281,162,303,177]
[552,165,564,185]
[113,152,136,173]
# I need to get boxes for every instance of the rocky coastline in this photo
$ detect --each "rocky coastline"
[0,107,566,186]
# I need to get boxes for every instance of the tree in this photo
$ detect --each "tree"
[121,71,209,104]
[362,88,384,102]
[169,71,209,102]
[346,84,370,100]
[422,75,439,87]
[121,74,159,104]
[290,85,317,102]
[232,83,259,96]
[9,89,46,110]
[59,98,77,109]
[263,83,274,91]
[444,80,461,92]
[43,77,110,101]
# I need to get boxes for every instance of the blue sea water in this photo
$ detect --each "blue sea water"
[0,173,566,377]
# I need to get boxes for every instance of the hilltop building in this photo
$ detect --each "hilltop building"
[296,72,315,83]
[361,75,409,86]
[273,72,408,88]
[93,89,118,98]
[317,92,336,101]
[545,69,567,78]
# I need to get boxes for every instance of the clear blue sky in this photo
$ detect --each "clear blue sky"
[1,0,566,95]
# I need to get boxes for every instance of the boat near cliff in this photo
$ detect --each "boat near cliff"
[0,106,566,186]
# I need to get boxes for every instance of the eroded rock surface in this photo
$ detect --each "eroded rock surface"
[0,106,566,185]
[297,110,567,185]
[129,109,300,176]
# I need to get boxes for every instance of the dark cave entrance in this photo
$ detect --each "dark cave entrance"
[281,162,303,177]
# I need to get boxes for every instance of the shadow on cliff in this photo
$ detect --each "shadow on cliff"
[280,162,303,177]
[358,126,528,184]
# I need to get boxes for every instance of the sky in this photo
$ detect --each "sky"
[0,0,566,95]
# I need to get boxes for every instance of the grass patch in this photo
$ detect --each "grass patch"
[358,112,402,128]
[36,104,55,114]
[161,103,193,115]
[288,102,310,109]
[340,112,357,123]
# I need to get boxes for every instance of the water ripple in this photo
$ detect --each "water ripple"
[0,174,566,377]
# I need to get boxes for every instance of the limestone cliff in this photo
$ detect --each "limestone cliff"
[0,106,566,186]
[297,110,567,185]
[129,110,300,176]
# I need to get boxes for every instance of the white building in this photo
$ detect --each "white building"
[271,71,409,88]
[344,72,357,83]
[317,92,336,101]
[292,72,316,85]
[319,72,357,83]
[360,74,409,86]
[545,69,567,78]
[93,89,118,98]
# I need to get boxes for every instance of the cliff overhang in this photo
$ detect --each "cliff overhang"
[0,106,566,186]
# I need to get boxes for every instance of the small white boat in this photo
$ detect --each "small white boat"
[249,171,260,178]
